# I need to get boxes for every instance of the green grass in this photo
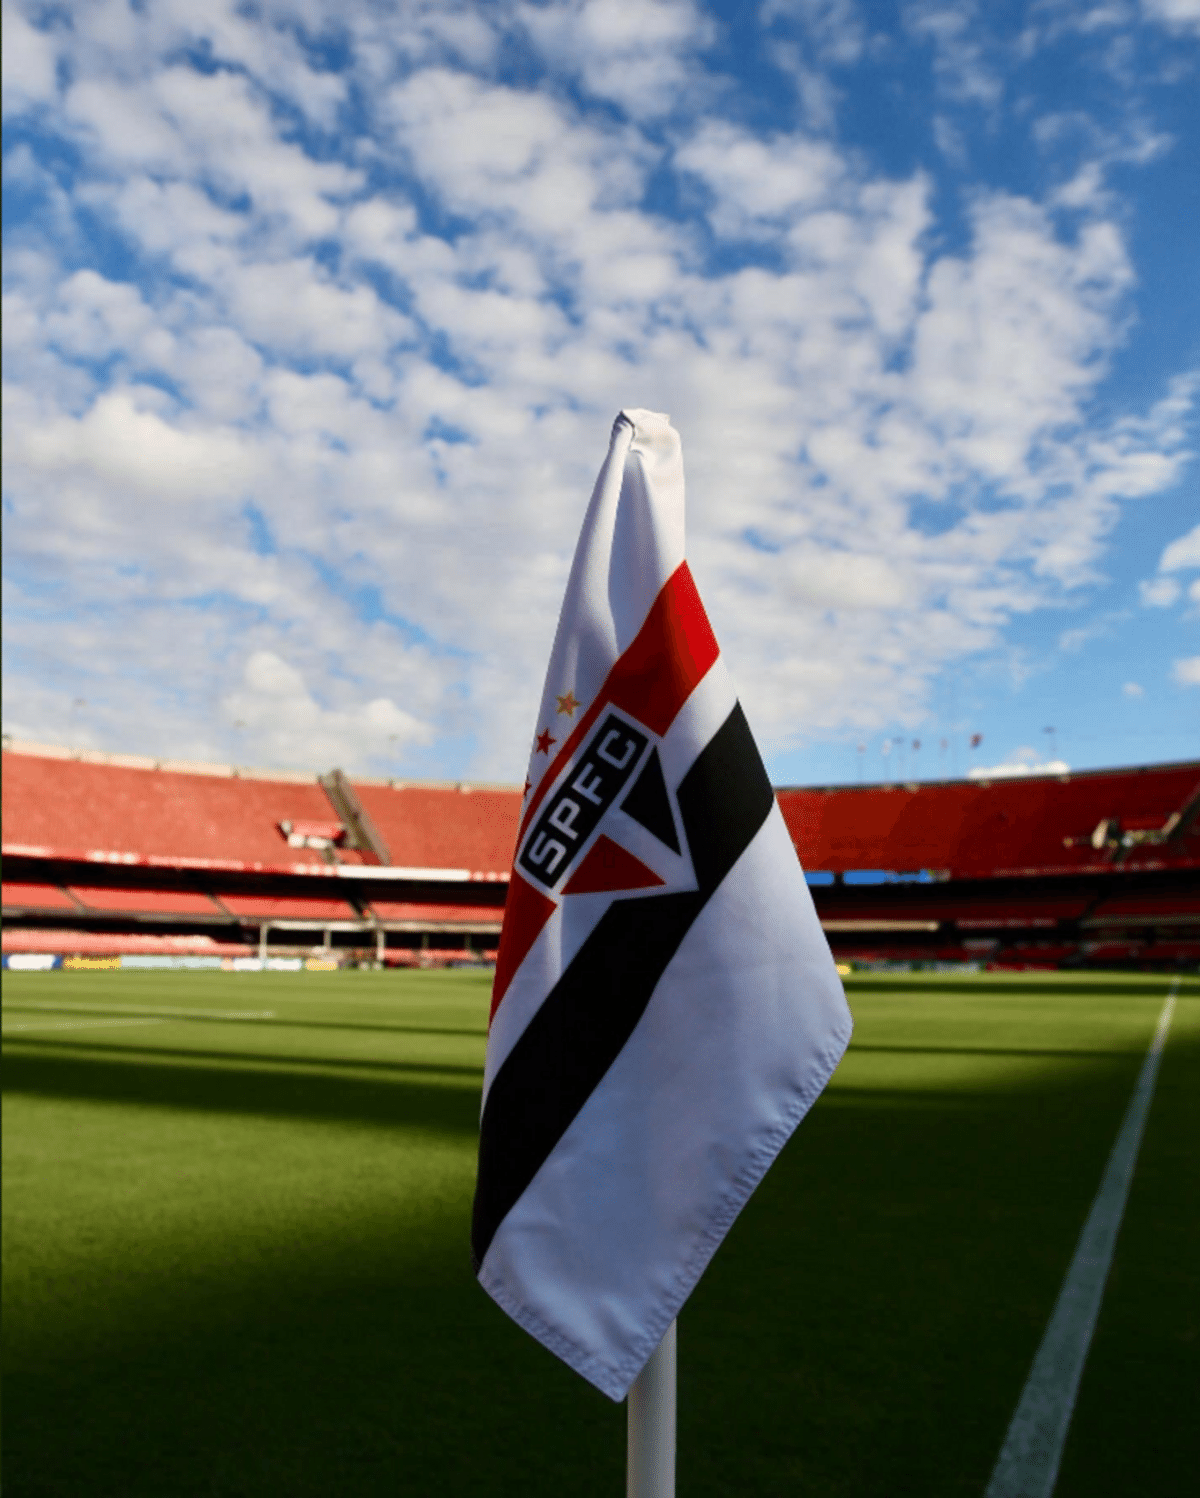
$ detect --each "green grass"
[3,969,1197,1496]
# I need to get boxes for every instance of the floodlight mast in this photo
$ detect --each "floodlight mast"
[627,1320,676,1498]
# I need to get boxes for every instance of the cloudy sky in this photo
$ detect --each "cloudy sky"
[3,0,1198,787]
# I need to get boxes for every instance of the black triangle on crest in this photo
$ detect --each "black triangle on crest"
[619,747,680,854]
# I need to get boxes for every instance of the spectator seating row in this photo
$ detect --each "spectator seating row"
[1,882,502,929]
[2,746,518,878]
[3,742,1196,970]
[23,878,1191,939]
[777,762,1199,877]
[5,742,1197,883]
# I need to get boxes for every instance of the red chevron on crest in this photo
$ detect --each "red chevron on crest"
[561,835,665,896]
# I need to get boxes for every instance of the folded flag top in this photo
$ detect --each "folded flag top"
[473,409,853,1404]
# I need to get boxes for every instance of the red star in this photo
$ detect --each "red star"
[556,690,580,717]
[523,778,532,796]
[535,729,556,755]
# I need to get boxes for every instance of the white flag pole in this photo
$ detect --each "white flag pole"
[627,1319,676,1498]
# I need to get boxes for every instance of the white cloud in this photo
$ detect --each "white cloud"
[222,258,414,363]
[43,269,159,358]
[520,0,713,120]
[762,0,868,65]
[1173,656,1200,686]
[1122,681,1144,696]
[1136,519,1200,608]
[968,747,1071,779]
[221,651,432,770]
[902,2,1003,108]
[7,388,262,503]
[676,122,847,234]
[1160,522,1200,572]
[1140,576,1182,606]
[1,2,58,116]
[932,112,968,166]
[1059,625,1093,652]
[1142,0,1200,35]
[786,551,919,610]
[910,199,1133,486]
[64,64,360,246]
[385,67,648,243]
[2,5,1197,777]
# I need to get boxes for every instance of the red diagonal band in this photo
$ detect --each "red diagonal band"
[519,563,720,841]
[490,873,557,1020]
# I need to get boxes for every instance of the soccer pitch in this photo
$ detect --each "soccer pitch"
[3,969,1196,1497]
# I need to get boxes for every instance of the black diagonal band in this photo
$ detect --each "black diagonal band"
[472,701,774,1270]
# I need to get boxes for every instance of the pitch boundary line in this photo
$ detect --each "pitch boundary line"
[2,1002,275,1021]
[2,1017,172,1033]
[983,979,1179,1498]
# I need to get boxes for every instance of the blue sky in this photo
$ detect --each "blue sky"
[2,0,1197,787]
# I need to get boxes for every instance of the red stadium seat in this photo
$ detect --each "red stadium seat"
[777,764,1200,878]
[217,893,359,922]
[368,900,503,927]
[68,886,225,916]
[2,881,78,911]
[1084,891,1200,924]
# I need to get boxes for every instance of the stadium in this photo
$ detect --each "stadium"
[5,3,1199,1489]
[4,734,1197,1494]
[4,737,1197,973]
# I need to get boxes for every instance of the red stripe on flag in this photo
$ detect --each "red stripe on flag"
[519,564,719,839]
[607,563,720,735]
[561,835,665,896]
[490,874,557,1021]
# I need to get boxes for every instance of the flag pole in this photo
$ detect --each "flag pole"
[627,1319,676,1498]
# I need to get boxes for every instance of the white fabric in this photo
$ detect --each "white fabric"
[481,804,851,1399]
[479,410,853,1400]
[523,409,684,806]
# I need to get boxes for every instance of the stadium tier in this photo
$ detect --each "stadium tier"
[2,740,1197,969]
[68,885,227,916]
[215,892,362,922]
[776,759,1200,876]
[0,743,515,875]
[813,891,1094,927]
[1083,889,1200,923]
[0,881,79,912]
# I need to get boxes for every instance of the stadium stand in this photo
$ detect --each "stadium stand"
[2,738,1197,970]
[810,891,1094,927]
[1,746,368,872]
[776,761,1200,877]
[2,928,249,957]
[1083,890,1200,923]
[68,886,227,916]
[1,881,79,912]
[352,781,518,879]
[215,893,363,922]
[367,900,504,931]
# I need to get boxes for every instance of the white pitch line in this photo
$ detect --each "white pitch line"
[2,1017,171,1033]
[2,1003,274,1020]
[984,980,1179,1498]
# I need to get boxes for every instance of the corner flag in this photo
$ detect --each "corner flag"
[473,409,852,1401]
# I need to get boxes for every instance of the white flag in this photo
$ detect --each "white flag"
[473,409,852,1400]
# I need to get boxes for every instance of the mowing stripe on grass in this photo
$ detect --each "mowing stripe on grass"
[2,1018,172,1033]
[2,1003,275,1020]
[984,981,1179,1498]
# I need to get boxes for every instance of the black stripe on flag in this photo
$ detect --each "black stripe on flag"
[473,702,774,1270]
